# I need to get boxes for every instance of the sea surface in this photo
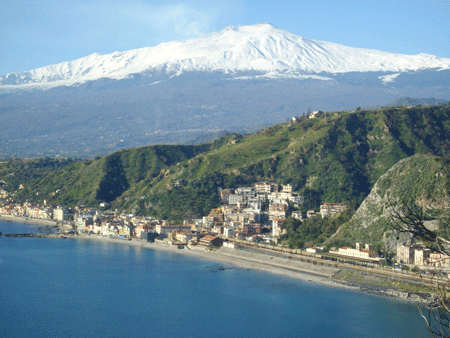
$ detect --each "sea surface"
[0,221,430,337]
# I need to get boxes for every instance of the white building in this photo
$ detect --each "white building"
[223,227,235,238]
[282,184,293,193]
[320,203,346,218]
[306,210,316,218]
[289,194,305,205]
[306,247,323,254]
[272,218,285,237]
[254,182,277,194]
[53,207,66,221]
[334,243,380,260]
[235,187,256,197]
[309,111,320,119]
[175,232,192,244]
[155,224,192,235]
[75,215,93,232]
[397,245,415,264]
[414,248,432,266]
[223,242,239,249]
[229,194,246,205]
[291,211,303,221]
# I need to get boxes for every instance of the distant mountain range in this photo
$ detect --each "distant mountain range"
[1,24,449,158]
[384,97,449,107]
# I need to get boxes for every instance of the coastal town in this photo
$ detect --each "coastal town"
[1,181,448,271]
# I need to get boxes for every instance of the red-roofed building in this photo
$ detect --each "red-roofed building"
[199,235,224,247]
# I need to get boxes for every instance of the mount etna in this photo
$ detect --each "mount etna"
[1,23,449,158]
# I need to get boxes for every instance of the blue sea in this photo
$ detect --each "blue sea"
[0,221,430,337]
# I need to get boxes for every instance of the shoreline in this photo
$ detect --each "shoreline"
[0,218,433,304]
[0,214,72,231]
[72,233,347,289]
[65,234,433,304]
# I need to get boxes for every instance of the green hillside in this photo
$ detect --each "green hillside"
[8,144,211,207]
[0,158,77,192]
[2,104,450,224]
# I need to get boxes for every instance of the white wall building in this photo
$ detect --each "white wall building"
[272,218,285,237]
[223,227,235,238]
[320,203,346,218]
[53,207,66,221]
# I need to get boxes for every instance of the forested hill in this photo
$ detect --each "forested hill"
[2,104,450,221]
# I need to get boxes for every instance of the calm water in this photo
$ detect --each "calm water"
[0,221,429,337]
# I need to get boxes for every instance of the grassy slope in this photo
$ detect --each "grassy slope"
[8,144,211,208]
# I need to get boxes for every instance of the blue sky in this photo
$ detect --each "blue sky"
[1,0,450,75]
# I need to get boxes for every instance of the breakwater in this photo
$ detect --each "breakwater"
[2,232,67,239]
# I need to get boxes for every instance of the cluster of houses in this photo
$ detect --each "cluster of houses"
[0,181,350,248]
[327,242,450,269]
[0,201,64,221]
[214,182,302,240]
[328,242,450,269]
[206,182,347,242]
[397,244,450,268]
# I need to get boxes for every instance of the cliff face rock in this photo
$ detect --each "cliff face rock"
[333,154,450,251]
[382,231,414,253]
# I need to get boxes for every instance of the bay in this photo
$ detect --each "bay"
[0,221,430,337]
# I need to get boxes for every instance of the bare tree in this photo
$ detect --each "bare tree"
[389,197,450,337]
[389,200,450,255]
[415,268,450,338]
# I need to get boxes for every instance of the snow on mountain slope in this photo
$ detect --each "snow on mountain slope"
[2,23,450,89]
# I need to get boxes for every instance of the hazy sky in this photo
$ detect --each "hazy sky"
[1,0,449,75]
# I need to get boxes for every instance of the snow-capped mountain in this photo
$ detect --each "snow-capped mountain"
[2,23,450,89]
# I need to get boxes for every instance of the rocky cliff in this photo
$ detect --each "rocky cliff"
[333,154,450,251]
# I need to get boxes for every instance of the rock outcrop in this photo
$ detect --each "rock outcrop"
[333,154,450,251]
